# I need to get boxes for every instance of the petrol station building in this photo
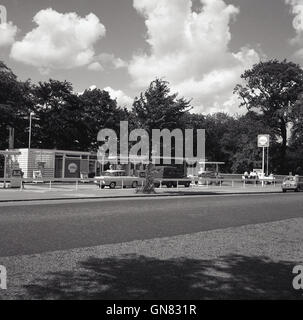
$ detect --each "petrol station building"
[1,148,224,180]
[8,148,100,179]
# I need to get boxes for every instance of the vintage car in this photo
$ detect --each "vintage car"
[153,166,192,188]
[198,170,224,186]
[282,175,303,192]
[94,170,143,189]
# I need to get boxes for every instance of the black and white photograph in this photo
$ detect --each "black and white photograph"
[0,0,303,307]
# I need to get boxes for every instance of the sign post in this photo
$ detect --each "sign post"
[258,135,270,186]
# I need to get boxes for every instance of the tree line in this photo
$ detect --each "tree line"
[1,59,303,174]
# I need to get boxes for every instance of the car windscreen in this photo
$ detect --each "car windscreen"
[102,172,115,176]
[284,177,295,182]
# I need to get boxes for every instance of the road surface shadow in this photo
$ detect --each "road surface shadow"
[24,254,302,300]
[164,190,279,196]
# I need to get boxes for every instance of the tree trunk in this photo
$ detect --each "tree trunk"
[142,162,156,194]
[136,134,156,194]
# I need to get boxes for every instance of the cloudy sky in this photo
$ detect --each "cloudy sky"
[1,0,303,114]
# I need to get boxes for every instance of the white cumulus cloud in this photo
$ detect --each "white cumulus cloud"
[286,0,303,58]
[10,8,106,73]
[128,0,260,114]
[88,53,128,72]
[286,0,303,39]
[98,53,128,69]
[88,62,104,72]
[104,86,133,110]
[0,22,17,47]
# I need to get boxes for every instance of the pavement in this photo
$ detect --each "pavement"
[0,182,282,202]
[0,193,303,299]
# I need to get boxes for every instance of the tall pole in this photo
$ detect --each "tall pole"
[266,146,269,176]
[28,112,35,179]
[28,112,33,150]
[261,147,265,187]
[7,126,14,149]
[3,155,7,189]
[262,147,265,176]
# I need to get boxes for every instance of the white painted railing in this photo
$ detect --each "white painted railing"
[0,177,283,190]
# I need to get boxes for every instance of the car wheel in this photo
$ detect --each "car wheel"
[132,181,138,188]
[109,182,116,189]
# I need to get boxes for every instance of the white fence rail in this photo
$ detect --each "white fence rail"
[0,177,283,190]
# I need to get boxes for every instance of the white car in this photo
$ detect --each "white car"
[282,175,303,192]
[94,170,143,189]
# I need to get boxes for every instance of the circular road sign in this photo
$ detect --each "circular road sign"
[258,135,270,148]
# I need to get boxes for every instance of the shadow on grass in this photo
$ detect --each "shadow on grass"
[24,254,302,300]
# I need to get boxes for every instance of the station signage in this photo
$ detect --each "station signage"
[65,159,80,178]
[258,135,270,148]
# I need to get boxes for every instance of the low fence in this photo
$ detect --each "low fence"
[0,176,283,190]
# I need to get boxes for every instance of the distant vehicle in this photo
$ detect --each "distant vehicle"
[198,171,224,186]
[242,169,275,184]
[153,166,191,188]
[94,170,143,189]
[282,175,303,193]
[259,174,275,184]
[80,173,90,183]
[242,170,258,183]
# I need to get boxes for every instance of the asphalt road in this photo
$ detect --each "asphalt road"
[0,193,303,257]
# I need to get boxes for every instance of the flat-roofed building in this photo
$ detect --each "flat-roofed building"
[10,148,100,179]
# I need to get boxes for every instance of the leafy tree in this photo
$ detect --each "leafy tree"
[184,111,279,174]
[0,61,33,149]
[31,79,85,150]
[234,59,303,173]
[203,113,235,169]
[288,93,303,173]
[79,88,129,151]
[31,81,129,151]
[221,112,277,173]
[133,79,191,132]
[132,79,191,192]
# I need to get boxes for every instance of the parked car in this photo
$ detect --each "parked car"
[282,175,303,192]
[153,166,192,188]
[259,173,275,184]
[198,171,224,186]
[242,170,275,185]
[94,170,143,189]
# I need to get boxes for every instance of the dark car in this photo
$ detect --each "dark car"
[153,166,191,188]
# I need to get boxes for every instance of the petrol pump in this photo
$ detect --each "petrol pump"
[10,169,23,188]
